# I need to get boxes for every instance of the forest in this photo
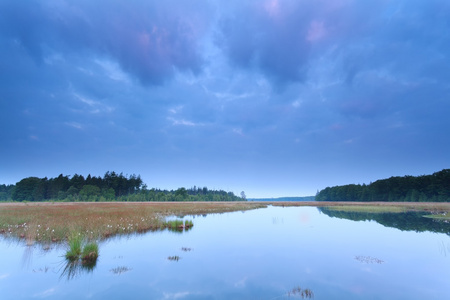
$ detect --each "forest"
[316,169,450,202]
[1,172,244,202]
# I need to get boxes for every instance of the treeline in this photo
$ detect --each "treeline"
[0,184,14,201]
[2,172,244,202]
[316,169,450,202]
[11,172,142,201]
[123,187,243,202]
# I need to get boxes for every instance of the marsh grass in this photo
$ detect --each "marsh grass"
[65,234,83,261]
[81,242,99,265]
[184,220,193,228]
[0,202,265,244]
[164,219,194,232]
[324,205,407,213]
[272,201,450,213]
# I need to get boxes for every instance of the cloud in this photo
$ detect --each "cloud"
[0,0,213,85]
[162,291,191,299]
[1,0,450,196]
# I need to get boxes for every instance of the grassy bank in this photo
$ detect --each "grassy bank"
[0,202,266,243]
[271,201,450,213]
[1,201,449,243]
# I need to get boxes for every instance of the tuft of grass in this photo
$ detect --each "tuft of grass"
[184,220,193,228]
[65,234,83,261]
[81,242,99,265]
[164,219,194,232]
[65,233,99,268]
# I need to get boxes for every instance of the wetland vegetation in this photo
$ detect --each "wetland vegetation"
[0,202,266,244]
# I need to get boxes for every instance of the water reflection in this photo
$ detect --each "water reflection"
[318,207,450,236]
[110,266,132,275]
[59,257,97,280]
[1,207,449,300]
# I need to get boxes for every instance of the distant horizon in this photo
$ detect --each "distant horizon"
[3,168,448,199]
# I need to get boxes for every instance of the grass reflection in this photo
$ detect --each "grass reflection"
[60,257,97,280]
[271,285,315,299]
[61,235,99,280]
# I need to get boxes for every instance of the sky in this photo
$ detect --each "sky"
[1,0,449,198]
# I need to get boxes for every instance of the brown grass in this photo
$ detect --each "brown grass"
[270,201,450,213]
[0,202,266,243]
[1,201,449,243]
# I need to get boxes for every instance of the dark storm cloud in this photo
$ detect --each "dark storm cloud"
[0,0,211,85]
[215,0,388,86]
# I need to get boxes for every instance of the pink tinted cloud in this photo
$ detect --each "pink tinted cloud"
[307,20,327,42]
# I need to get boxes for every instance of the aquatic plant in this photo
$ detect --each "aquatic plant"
[81,242,99,265]
[287,286,314,299]
[65,233,99,268]
[167,255,180,261]
[181,247,192,252]
[164,219,194,232]
[110,266,132,275]
[65,234,83,261]
[184,220,193,228]
[354,255,384,264]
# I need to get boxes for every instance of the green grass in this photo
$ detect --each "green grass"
[65,234,99,266]
[81,242,99,265]
[65,234,83,261]
[164,219,194,231]
[184,220,193,228]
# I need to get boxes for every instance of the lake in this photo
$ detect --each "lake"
[1,206,449,299]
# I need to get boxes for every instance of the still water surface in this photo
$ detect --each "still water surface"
[1,206,449,299]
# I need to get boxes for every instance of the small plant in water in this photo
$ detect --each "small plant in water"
[65,233,99,267]
[164,219,194,232]
[81,242,99,265]
[354,255,384,264]
[167,255,180,261]
[181,247,192,252]
[110,266,132,275]
[285,286,314,299]
[65,234,83,261]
